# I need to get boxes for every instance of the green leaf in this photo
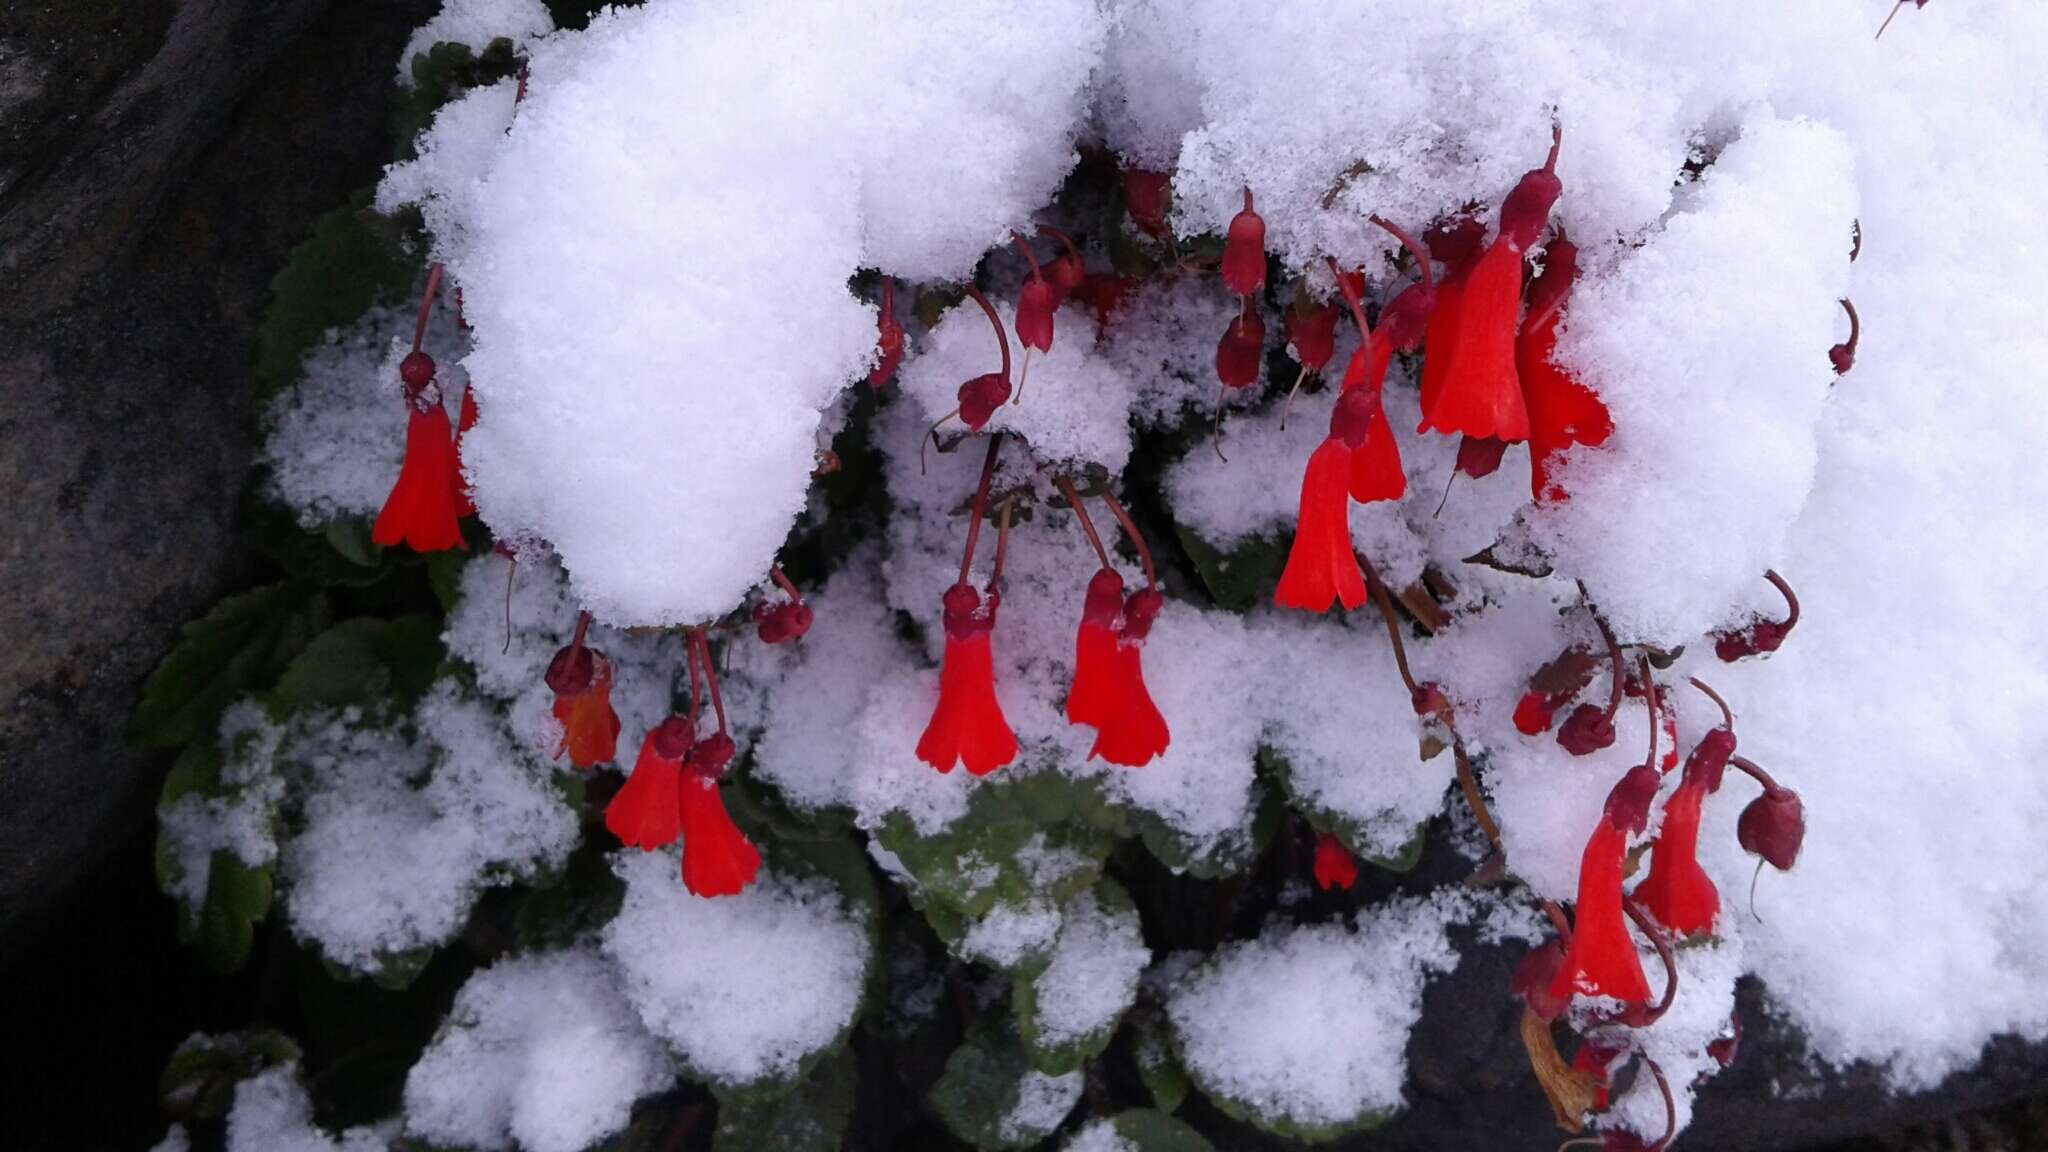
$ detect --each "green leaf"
[159,1030,302,1123]
[188,850,274,973]
[253,190,416,401]
[323,518,386,568]
[928,1019,1079,1151]
[1014,879,1143,1075]
[1130,1008,1191,1115]
[130,582,329,748]
[269,615,443,717]
[713,1043,856,1152]
[1129,779,1281,880]
[1264,748,1429,873]
[1089,1110,1215,1152]
[1174,524,1288,613]
[243,496,397,590]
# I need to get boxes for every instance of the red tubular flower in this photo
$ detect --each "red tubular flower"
[1274,391,1374,613]
[1012,235,1056,354]
[869,277,905,389]
[916,583,1018,776]
[1519,236,1612,502]
[1066,568,1126,731]
[1216,308,1265,389]
[1329,271,1406,504]
[607,717,691,851]
[373,351,468,554]
[1549,817,1652,1005]
[452,383,480,518]
[1285,301,1339,376]
[1090,586,1169,767]
[1313,833,1358,891]
[1040,226,1087,303]
[1416,215,1487,424]
[1348,399,1406,504]
[1420,130,1564,442]
[1634,774,1719,937]
[1220,187,1266,296]
[1123,168,1171,240]
[552,656,621,768]
[678,765,760,898]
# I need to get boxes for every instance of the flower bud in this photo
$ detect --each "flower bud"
[1738,785,1805,870]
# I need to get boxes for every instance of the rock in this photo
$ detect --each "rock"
[0,0,434,927]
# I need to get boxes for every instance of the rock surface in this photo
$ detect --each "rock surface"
[0,0,433,927]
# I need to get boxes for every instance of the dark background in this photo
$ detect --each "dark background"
[0,2,2041,1149]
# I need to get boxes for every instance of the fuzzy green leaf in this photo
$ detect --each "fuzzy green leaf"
[269,615,443,717]
[159,1030,302,1123]
[253,190,416,400]
[1014,879,1143,1075]
[129,582,329,749]
[1174,524,1288,613]
[713,1043,857,1152]
[183,850,274,973]
[928,1019,1078,1151]
[1130,1008,1192,1115]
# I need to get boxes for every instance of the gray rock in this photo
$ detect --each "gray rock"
[0,0,432,927]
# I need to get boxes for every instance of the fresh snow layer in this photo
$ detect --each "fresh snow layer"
[385,0,1106,626]
[1029,889,1150,1047]
[228,1065,395,1152]
[1166,895,1467,1129]
[601,853,870,1085]
[403,949,670,1152]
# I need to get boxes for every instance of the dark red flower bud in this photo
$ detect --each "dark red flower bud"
[1122,585,1164,642]
[690,731,737,780]
[545,641,597,696]
[1123,168,1171,239]
[1454,435,1510,479]
[1220,187,1266,296]
[1313,832,1358,891]
[1377,280,1435,353]
[1738,785,1804,870]
[1682,728,1737,793]
[1047,253,1086,298]
[1829,300,1859,376]
[1328,386,1378,450]
[1604,764,1662,834]
[869,278,905,389]
[1411,681,1450,721]
[1216,309,1265,389]
[1514,690,1558,735]
[400,350,436,392]
[1499,126,1564,251]
[1707,1015,1742,1068]
[1557,702,1617,756]
[1713,619,1788,662]
[1285,301,1339,374]
[649,714,695,761]
[753,600,813,645]
[1510,938,1570,1021]
[958,372,1013,431]
[1015,278,1057,353]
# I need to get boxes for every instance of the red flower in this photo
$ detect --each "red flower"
[1013,234,1057,354]
[1518,236,1611,502]
[551,656,621,768]
[1549,818,1652,1006]
[1285,302,1339,376]
[1420,131,1564,442]
[373,351,467,554]
[1089,587,1169,767]
[452,383,480,518]
[1276,442,1364,612]
[1514,690,1559,735]
[869,277,905,389]
[1635,777,1717,937]
[916,583,1018,776]
[1415,215,1487,426]
[1066,568,1126,731]
[1313,833,1358,891]
[606,717,691,851]
[678,767,760,898]
[1123,168,1171,240]
[1215,308,1265,389]
[1331,287,1404,504]
[1220,187,1266,296]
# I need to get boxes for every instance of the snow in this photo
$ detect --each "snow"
[148,1125,190,1152]
[227,1066,395,1152]
[998,1067,1084,1144]
[1064,1119,1135,1152]
[158,703,285,920]
[962,899,1066,972]
[601,852,870,1085]
[1167,895,1468,1130]
[396,0,553,88]
[403,949,671,1152]
[277,685,578,975]
[1028,889,1150,1048]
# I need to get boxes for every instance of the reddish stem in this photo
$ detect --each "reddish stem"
[1325,256,1372,340]
[1645,1056,1678,1152]
[1730,754,1782,792]
[1590,607,1625,722]
[683,630,703,733]
[1362,557,1420,696]
[1011,233,1044,280]
[959,433,1005,587]
[879,275,894,318]
[413,263,445,354]
[568,610,591,654]
[1544,120,1563,173]
[1370,214,1434,291]
[1038,224,1083,266]
[1623,897,1679,1026]
[515,63,530,105]
[1055,475,1112,569]
[1838,299,1859,359]
[769,565,802,603]
[1098,488,1156,589]
[1876,0,1908,39]
[1242,186,1255,215]
[991,499,1015,590]
[1764,569,1801,632]
[692,628,727,735]
[1639,655,1659,770]
[963,284,1011,382]
[1453,741,1503,853]
[1688,676,1734,731]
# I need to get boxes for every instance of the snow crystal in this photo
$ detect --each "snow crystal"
[1168,896,1466,1130]
[1598,937,1744,1144]
[394,0,1106,626]
[228,1065,394,1152]
[1063,1118,1135,1152]
[403,949,670,1152]
[396,0,553,88]
[1537,110,1855,646]
[961,899,1065,972]
[998,1067,1084,1145]
[1095,0,1206,171]
[1028,889,1150,1047]
[278,685,577,974]
[159,703,285,920]
[601,853,869,1085]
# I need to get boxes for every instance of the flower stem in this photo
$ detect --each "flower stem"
[1038,224,1082,266]
[959,433,1005,587]
[692,628,727,735]
[1098,488,1156,589]
[1010,233,1043,280]
[1764,569,1800,632]
[1640,654,1659,770]
[1055,475,1112,569]
[1730,754,1781,792]
[1361,556,1419,696]
[963,284,1011,382]
[991,498,1015,590]
[1589,604,1624,722]
[1453,741,1503,853]
[1646,1055,1677,1152]
[1370,215,1434,290]
[769,565,802,603]
[1623,897,1679,1027]
[1325,256,1372,342]
[413,263,445,354]
[1689,675,1735,730]
[683,630,703,732]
